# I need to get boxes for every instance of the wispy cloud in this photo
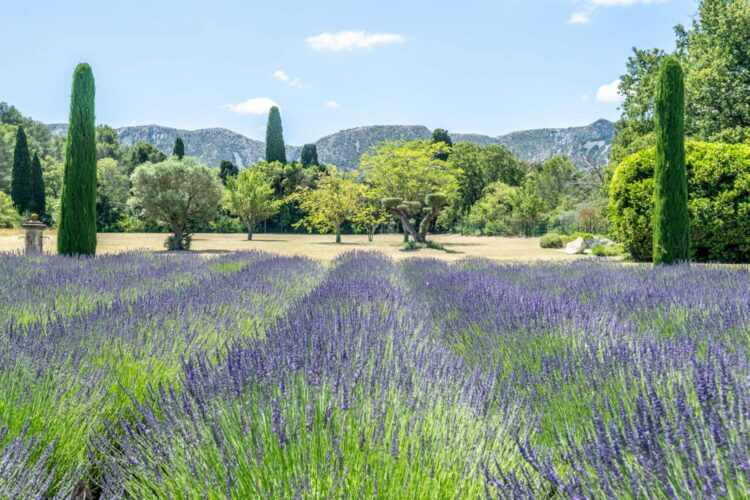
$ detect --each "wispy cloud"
[222,97,278,115]
[569,0,663,25]
[596,80,623,103]
[306,31,405,52]
[324,100,340,109]
[272,69,311,89]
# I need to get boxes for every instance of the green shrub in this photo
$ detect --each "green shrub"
[539,233,563,249]
[569,232,595,243]
[591,244,624,257]
[165,233,192,251]
[0,192,21,228]
[402,240,420,251]
[425,240,445,251]
[609,141,750,262]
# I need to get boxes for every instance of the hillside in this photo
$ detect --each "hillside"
[46,120,615,170]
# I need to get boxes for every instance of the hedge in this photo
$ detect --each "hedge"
[609,141,750,262]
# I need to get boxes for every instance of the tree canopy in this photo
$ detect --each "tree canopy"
[224,168,282,240]
[129,157,222,250]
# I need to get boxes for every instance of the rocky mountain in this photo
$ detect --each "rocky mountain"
[47,119,615,170]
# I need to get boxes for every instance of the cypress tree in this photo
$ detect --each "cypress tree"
[30,152,45,215]
[219,160,239,185]
[265,106,287,163]
[10,126,32,213]
[653,57,689,265]
[173,137,185,159]
[58,63,97,256]
[300,144,319,168]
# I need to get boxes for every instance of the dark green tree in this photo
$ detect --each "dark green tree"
[300,144,319,168]
[219,159,239,185]
[265,106,287,163]
[10,126,32,213]
[123,141,167,172]
[173,137,185,159]
[58,63,97,256]
[96,125,122,160]
[653,57,689,265]
[431,128,452,161]
[30,152,45,214]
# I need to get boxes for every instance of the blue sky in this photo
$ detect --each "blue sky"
[1,0,697,144]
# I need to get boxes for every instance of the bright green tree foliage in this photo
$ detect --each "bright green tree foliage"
[10,126,32,213]
[58,63,98,256]
[265,106,287,164]
[653,57,689,265]
[288,167,362,243]
[224,168,282,240]
[0,192,21,228]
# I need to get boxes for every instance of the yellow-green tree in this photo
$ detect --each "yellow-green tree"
[288,167,362,243]
[359,140,459,242]
[352,193,390,242]
[224,168,282,240]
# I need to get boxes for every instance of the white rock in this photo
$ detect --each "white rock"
[565,237,586,255]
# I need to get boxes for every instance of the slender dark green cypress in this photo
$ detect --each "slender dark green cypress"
[30,152,45,215]
[173,137,185,159]
[653,56,689,265]
[58,63,97,256]
[300,144,319,168]
[10,126,32,213]
[265,106,287,163]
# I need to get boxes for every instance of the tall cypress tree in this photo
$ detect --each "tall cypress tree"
[30,152,45,215]
[265,106,287,163]
[173,137,185,159]
[653,57,689,265]
[10,126,32,213]
[58,63,97,256]
[300,144,319,168]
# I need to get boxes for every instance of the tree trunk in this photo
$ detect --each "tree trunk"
[419,207,440,241]
[247,226,253,240]
[335,224,341,244]
[398,214,425,243]
[403,229,409,243]
[171,224,185,251]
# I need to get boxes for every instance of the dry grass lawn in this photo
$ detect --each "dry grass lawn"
[0,229,581,262]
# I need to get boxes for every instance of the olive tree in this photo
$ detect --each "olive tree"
[129,157,222,250]
[359,140,459,243]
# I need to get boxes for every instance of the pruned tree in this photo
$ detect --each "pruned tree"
[129,157,222,250]
[224,168,282,240]
[359,140,459,243]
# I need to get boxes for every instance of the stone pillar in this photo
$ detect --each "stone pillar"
[22,214,47,255]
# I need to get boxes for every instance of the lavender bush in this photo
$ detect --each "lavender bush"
[0,252,748,497]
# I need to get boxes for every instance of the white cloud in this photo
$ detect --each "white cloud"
[306,31,405,52]
[569,11,592,24]
[272,70,290,83]
[223,97,279,115]
[596,80,623,103]
[324,100,340,109]
[581,94,590,102]
[272,70,310,89]
[570,0,663,25]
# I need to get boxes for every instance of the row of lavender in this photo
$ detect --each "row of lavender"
[2,252,749,497]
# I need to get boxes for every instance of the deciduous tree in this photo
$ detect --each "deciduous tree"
[224,168,282,240]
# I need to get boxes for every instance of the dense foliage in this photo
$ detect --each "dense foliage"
[30,152,45,215]
[300,143,319,168]
[58,63,97,256]
[10,126,32,213]
[265,106,287,164]
[612,0,750,162]
[129,157,223,250]
[1,253,749,497]
[224,168,281,240]
[653,57,689,265]
[610,141,750,262]
[172,136,185,159]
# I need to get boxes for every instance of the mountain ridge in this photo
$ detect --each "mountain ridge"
[46,119,615,170]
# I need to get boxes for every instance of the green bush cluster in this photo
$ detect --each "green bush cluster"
[591,244,624,257]
[610,141,750,262]
[539,233,563,248]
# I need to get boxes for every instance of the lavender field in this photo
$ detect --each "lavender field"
[1,251,749,498]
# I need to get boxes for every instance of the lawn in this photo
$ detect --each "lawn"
[0,229,580,261]
[1,250,748,498]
